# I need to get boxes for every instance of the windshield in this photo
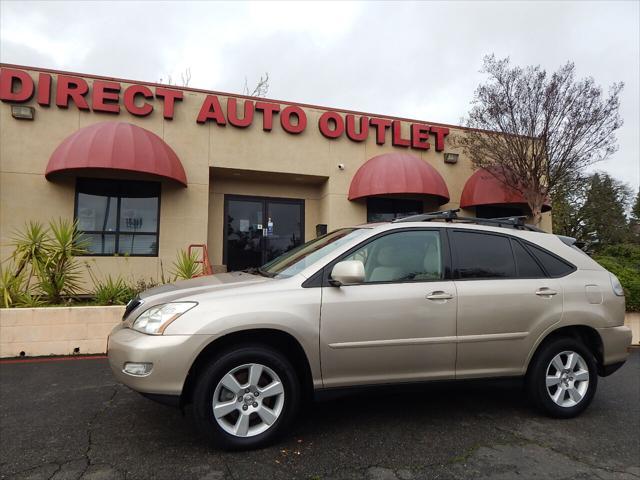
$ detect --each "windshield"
[260,228,369,278]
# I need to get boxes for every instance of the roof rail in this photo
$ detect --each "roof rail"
[393,209,545,232]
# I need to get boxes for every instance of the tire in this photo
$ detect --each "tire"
[526,337,598,418]
[192,344,300,450]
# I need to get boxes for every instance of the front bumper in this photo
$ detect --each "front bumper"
[597,325,633,371]
[107,323,210,396]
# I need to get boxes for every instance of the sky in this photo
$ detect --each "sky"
[1,0,638,194]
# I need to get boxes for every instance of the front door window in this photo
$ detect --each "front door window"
[224,196,304,271]
[343,229,442,282]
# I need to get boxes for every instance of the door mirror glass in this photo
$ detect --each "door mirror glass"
[330,260,365,286]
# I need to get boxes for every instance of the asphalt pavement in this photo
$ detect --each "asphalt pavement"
[0,351,638,480]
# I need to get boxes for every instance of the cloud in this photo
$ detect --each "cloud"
[1,0,638,191]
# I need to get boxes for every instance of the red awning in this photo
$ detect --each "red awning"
[460,168,551,211]
[348,153,449,204]
[45,121,187,186]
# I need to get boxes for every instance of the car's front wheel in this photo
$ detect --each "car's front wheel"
[526,337,598,418]
[193,345,300,450]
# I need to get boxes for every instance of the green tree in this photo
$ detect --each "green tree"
[552,172,632,250]
[630,190,640,243]
[551,175,590,240]
[580,173,631,250]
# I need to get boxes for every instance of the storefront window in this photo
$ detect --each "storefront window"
[75,178,160,256]
[475,205,525,219]
[366,198,424,222]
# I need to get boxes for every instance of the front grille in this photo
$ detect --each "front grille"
[123,296,142,320]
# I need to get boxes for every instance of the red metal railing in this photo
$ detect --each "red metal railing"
[188,244,213,276]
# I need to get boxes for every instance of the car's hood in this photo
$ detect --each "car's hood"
[138,271,272,306]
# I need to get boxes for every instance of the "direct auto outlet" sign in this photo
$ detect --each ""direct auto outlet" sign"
[0,67,449,151]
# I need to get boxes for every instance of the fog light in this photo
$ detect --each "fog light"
[123,362,153,376]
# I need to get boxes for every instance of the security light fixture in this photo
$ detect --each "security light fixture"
[11,105,35,120]
[444,153,459,164]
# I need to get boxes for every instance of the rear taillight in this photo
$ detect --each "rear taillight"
[609,273,625,296]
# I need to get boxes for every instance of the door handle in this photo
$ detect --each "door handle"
[535,288,558,297]
[426,291,454,301]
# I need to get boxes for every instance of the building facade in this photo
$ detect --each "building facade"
[0,65,552,282]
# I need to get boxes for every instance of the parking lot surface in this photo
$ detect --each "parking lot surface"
[0,351,638,480]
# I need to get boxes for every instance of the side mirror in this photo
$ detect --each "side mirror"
[330,260,365,286]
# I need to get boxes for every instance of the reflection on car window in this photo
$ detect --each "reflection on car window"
[343,230,442,283]
[261,228,369,278]
[452,231,515,279]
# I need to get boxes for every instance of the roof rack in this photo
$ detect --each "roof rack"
[392,208,545,232]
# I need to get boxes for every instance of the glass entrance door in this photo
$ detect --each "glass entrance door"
[224,195,304,271]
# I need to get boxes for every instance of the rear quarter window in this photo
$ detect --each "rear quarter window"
[511,239,546,278]
[526,243,575,277]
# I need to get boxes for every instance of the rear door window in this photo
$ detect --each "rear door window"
[451,231,515,279]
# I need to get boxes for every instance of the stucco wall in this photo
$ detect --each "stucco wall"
[0,65,552,284]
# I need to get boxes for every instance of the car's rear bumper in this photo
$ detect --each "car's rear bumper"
[107,323,210,396]
[597,325,633,373]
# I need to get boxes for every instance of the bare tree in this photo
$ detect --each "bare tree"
[453,55,623,225]
[243,72,270,97]
[159,67,192,87]
[180,68,191,87]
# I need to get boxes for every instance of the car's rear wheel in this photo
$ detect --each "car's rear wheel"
[526,337,598,418]
[193,345,300,450]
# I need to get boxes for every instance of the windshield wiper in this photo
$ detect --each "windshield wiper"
[242,267,275,278]
[257,267,276,278]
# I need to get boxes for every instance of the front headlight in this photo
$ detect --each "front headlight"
[609,273,625,297]
[132,302,197,335]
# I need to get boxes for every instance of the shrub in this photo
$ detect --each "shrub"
[594,244,640,312]
[93,275,136,306]
[133,278,160,295]
[2,222,210,308]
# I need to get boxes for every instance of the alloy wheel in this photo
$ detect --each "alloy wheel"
[212,363,285,437]
[545,350,590,408]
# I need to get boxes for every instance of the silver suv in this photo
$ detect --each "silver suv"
[108,211,632,450]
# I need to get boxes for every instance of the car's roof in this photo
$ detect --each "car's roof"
[353,220,542,236]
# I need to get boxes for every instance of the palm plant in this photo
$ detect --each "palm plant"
[171,249,202,280]
[0,260,25,308]
[11,221,49,291]
[37,219,89,304]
